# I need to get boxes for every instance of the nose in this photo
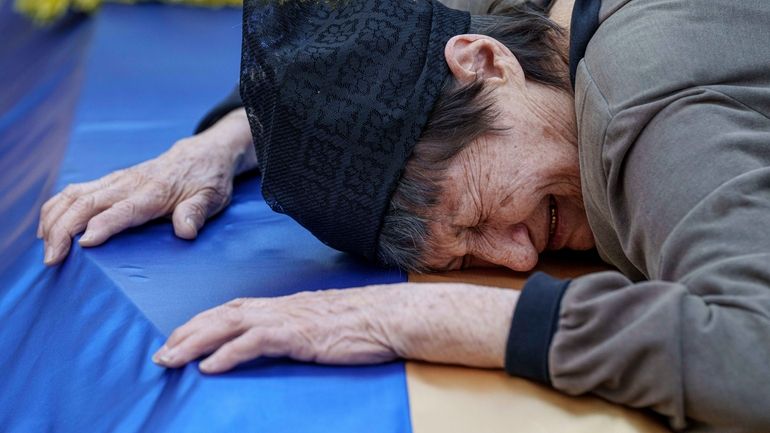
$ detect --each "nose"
[475,223,539,272]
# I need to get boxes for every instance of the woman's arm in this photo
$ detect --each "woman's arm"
[152,282,519,373]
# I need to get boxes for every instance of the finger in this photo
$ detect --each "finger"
[163,298,248,348]
[43,235,72,266]
[153,299,250,367]
[39,191,74,240]
[37,211,45,238]
[154,323,246,369]
[40,182,100,242]
[162,318,201,351]
[199,329,288,374]
[79,195,165,247]
[171,188,229,240]
[43,190,121,265]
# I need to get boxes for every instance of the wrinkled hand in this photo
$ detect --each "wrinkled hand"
[38,109,254,265]
[152,283,518,374]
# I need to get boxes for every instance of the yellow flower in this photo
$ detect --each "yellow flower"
[15,0,71,23]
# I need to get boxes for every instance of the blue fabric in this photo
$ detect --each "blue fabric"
[1,4,411,432]
[504,272,570,385]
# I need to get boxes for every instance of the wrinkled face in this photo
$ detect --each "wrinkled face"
[419,96,595,272]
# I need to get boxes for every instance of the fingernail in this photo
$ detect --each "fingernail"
[155,353,173,364]
[44,248,54,264]
[185,216,197,229]
[152,346,171,363]
[79,233,93,244]
[199,359,217,372]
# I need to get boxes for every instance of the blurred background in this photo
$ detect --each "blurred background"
[14,0,242,24]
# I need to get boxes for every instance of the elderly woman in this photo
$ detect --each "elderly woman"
[38,0,770,431]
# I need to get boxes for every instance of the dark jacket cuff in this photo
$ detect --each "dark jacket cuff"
[194,86,243,134]
[504,272,570,385]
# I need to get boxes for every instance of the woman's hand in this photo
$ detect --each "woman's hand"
[38,108,255,265]
[152,283,519,374]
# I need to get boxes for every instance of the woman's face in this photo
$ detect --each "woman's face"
[419,88,596,272]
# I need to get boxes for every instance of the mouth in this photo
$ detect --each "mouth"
[547,195,559,250]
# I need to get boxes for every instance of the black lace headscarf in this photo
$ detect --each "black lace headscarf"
[240,0,470,261]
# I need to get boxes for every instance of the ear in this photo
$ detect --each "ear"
[444,34,523,86]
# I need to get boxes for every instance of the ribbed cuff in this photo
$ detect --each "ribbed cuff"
[504,272,570,385]
[194,86,243,134]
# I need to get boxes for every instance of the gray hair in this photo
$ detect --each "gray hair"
[376,2,568,271]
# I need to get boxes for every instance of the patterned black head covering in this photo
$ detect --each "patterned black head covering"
[240,0,470,260]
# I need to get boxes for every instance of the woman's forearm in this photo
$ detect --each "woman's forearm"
[381,283,519,368]
[194,107,257,176]
[153,282,520,373]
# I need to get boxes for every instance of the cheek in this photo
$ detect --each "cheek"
[490,193,543,231]
[422,225,469,269]
[470,226,540,272]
